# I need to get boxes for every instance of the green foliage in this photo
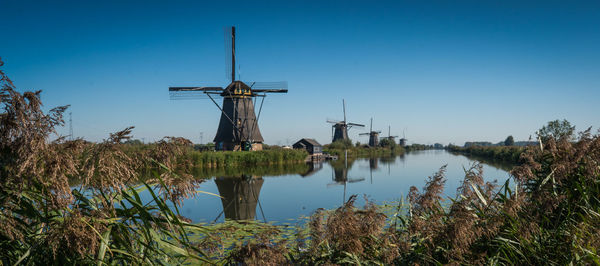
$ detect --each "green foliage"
[405,143,434,151]
[448,145,524,164]
[504,135,515,146]
[328,139,353,150]
[184,149,308,168]
[537,119,575,142]
[379,138,397,148]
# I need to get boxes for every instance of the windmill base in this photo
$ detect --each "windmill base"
[217,142,263,151]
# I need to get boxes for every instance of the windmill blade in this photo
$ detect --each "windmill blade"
[248,81,288,90]
[375,130,382,133]
[327,182,343,188]
[347,122,365,127]
[327,119,342,124]
[342,99,346,123]
[224,26,234,82]
[348,177,365,183]
[169,87,224,100]
[359,133,370,136]
[252,89,288,93]
[169,87,224,91]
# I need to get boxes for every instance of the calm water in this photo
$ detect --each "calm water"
[164,150,512,224]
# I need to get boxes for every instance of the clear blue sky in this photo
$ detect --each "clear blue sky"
[1,0,599,146]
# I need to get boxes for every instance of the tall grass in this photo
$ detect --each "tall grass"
[0,59,210,264]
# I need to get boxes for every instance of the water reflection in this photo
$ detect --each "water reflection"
[214,175,265,221]
[301,162,324,177]
[170,150,513,224]
[328,156,364,203]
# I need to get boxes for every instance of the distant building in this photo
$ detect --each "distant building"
[293,138,323,155]
[399,138,407,147]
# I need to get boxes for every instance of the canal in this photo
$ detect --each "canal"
[163,150,512,223]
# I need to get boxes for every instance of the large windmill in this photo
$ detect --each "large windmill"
[359,118,381,147]
[326,99,364,143]
[169,26,288,151]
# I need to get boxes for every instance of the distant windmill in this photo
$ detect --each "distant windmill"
[380,125,399,143]
[359,117,381,147]
[169,26,288,151]
[399,128,408,147]
[326,99,364,143]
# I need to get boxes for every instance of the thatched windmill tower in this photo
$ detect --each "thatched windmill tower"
[326,99,364,143]
[359,118,381,147]
[169,27,288,151]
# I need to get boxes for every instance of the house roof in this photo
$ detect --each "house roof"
[294,138,321,147]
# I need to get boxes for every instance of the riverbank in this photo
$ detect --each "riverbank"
[324,145,405,158]
[121,143,308,168]
[447,145,525,164]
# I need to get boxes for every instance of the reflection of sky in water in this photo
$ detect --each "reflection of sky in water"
[162,150,511,224]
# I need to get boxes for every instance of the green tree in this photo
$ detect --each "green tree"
[379,138,396,148]
[504,135,514,146]
[329,139,353,149]
[537,119,575,142]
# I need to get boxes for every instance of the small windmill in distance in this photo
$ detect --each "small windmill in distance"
[326,99,364,143]
[359,118,381,147]
[399,128,408,147]
[380,125,399,143]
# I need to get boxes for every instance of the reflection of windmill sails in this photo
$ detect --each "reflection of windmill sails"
[214,175,264,221]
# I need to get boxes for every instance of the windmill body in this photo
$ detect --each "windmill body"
[327,99,364,143]
[332,123,349,142]
[380,125,399,145]
[359,118,381,147]
[169,27,287,151]
[213,81,264,150]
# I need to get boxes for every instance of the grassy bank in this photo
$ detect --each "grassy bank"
[324,139,405,158]
[447,144,525,164]
[122,144,308,168]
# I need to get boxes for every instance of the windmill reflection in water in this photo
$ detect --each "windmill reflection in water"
[328,151,365,204]
[213,175,266,222]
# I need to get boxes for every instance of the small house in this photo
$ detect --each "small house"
[293,138,323,155]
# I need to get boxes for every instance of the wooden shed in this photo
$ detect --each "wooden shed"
[293,138,323,155]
